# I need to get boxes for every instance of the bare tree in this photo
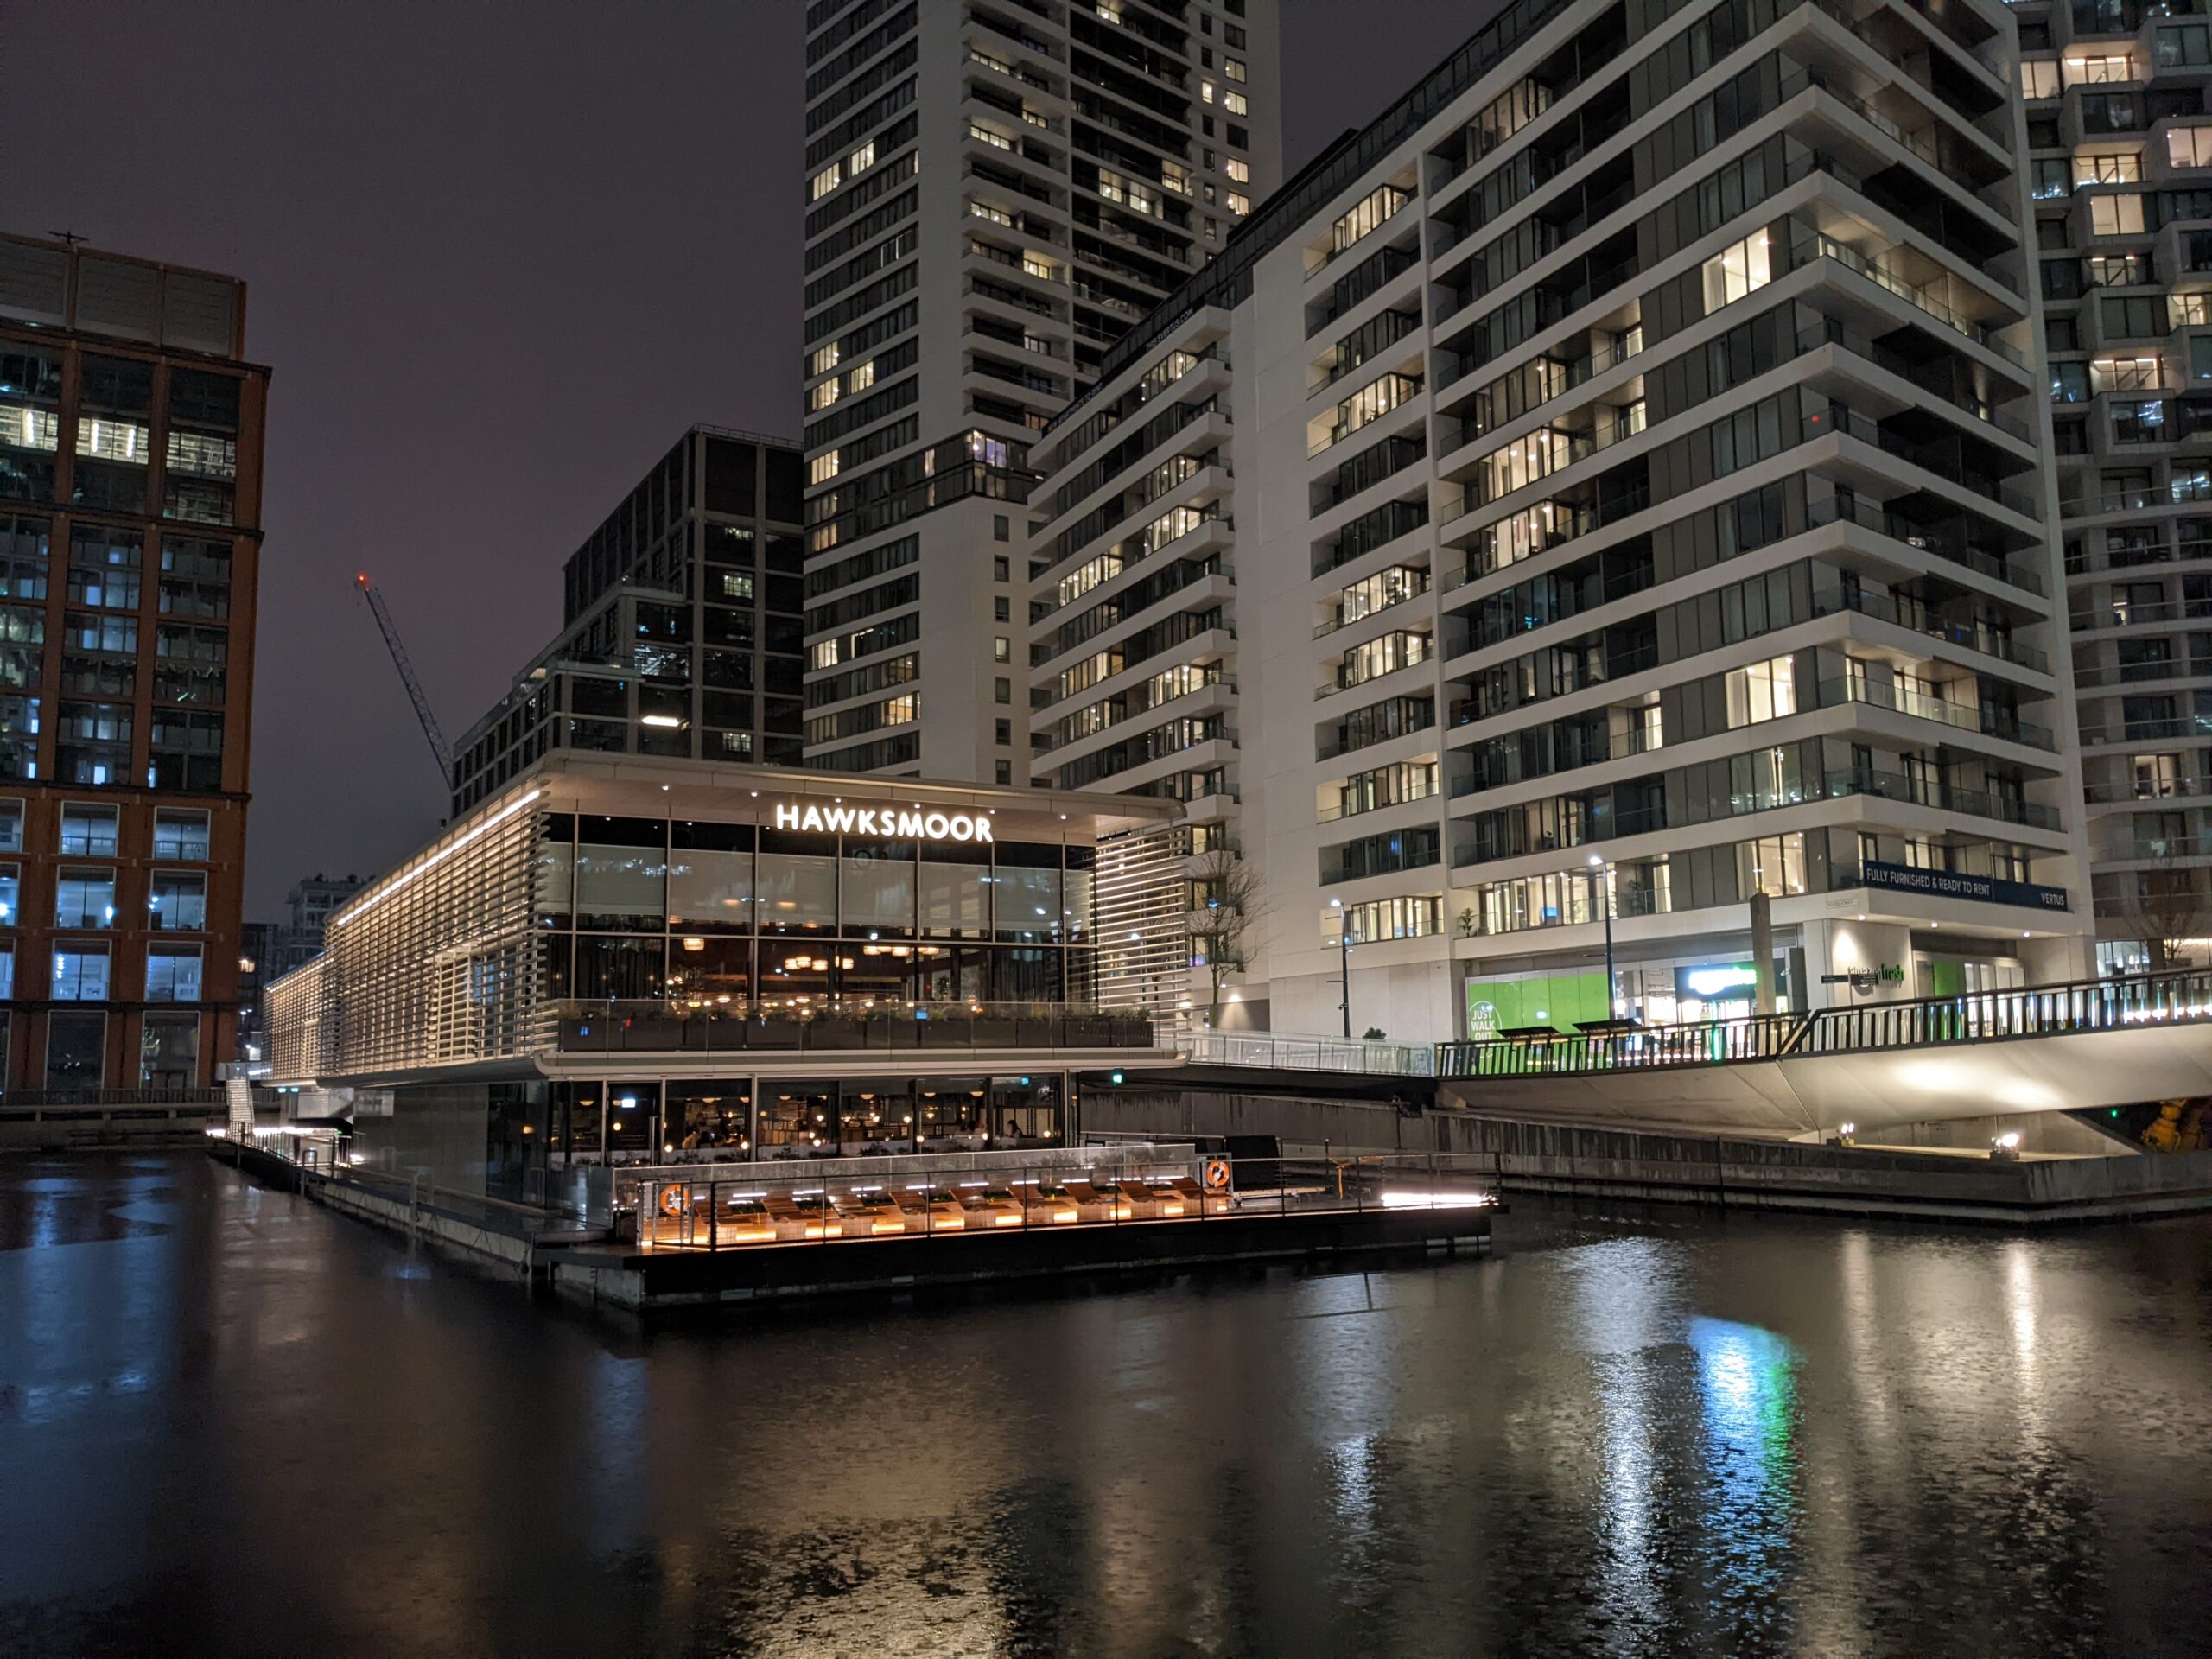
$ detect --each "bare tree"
[1187,844,1262,1028]
[2126,852,2212,971]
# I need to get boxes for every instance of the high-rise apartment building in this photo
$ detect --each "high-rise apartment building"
[451,428,810,816]
[2016,4,2212,969]
[0,232,266,1094]
[799,0,1282,781]
[1029,0,2100,1042]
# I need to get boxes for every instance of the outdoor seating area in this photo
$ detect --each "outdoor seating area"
[635,1168,1225,1250]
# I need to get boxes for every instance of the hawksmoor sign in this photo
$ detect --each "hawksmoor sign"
[772,801,995,843]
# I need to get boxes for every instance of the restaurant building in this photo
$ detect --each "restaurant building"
[264,753,1184,1201]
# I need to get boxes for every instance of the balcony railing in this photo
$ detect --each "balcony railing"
[1824,766,2063,830]
[1811,584,2048,672]
[1804,494,2045,594]
[1821,674,2056,750]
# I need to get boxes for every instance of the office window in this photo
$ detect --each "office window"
[45,1010,102,1085]
[1702,232,1773,311]
[59,803,119,856]
[51,944,111,1001]
[810,162,841,200]
[152,807,212,860]
[68,527,141,609]
[147,870,207,931]
[1725,654,1798,728]
[141,1012,200,1086]
[145,943,204,1002]
[56,868,117,929]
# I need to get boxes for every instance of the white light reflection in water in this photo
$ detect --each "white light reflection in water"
[2004,1240,2047,1446]
[1689,1317,1802,1608]
[1592,1351,1663,1645]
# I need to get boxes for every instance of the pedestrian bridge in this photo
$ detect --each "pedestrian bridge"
[1179,972,2212,1139]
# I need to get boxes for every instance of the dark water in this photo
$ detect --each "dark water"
[1,1154,2209,1658]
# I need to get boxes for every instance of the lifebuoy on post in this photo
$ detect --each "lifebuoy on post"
[1202,1157,1231,1193]
[659,1185,685,1217]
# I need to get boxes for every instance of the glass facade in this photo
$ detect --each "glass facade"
[536,812,1097,1006]
[534,1072,1065,1165]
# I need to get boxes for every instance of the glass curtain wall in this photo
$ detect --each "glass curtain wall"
[537,813,1097,1007]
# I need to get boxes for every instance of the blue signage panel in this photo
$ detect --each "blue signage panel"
[1859,860,2070,912]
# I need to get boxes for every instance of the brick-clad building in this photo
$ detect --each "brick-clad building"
[0,232,267,1096]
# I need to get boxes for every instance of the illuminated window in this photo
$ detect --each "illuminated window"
[2022,60,2061,99]
[2091,193,2146,236]
[810,451,839,486]
[145,943,203,1002]
[2064,53,2136,86]
[810,162,841,201]
[0,406,57,452]
[2173,128,2212,168]
[2179,293,2212,325]
[1224,57,1246,82]
[2074,150,2141,186]
[1225,157,1249,184]
[1701,232,1773,311]
[1738,833,1807,899]
[1330,185,1409,257]
[2092,355,2163,391]
[1223,90,1249,116]
[849,360,875,393]
[1725,654,1797,728]
[1227,193,1251,216]
[76,418,151,465]
[51,944,109,1001]
[809,342,840,376]
[806,379,841,412]
[849,140,876,175]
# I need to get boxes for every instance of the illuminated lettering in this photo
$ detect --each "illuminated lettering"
[762,800,997,844]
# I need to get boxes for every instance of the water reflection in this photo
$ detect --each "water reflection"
[0,1158,2208,1657]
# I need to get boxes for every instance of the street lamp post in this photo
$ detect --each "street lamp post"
[1588,854,1616,1018]
[1330,897,1351,1039]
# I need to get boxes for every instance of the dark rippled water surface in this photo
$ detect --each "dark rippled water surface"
[1,1153,2208,1657]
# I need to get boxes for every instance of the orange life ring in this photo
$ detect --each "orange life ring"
[1202,1157,1231,1192]
[658,1185,685,1217]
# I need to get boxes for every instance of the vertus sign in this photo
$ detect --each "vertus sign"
[772,801,995,843]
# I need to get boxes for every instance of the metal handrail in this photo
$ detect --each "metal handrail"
[1436,968,2212,1077]
[1185,1029,1437,1077]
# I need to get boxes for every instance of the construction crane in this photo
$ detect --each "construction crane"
[353,574,451,788]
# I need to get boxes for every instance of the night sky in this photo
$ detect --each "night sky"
[7,0,1487,918]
